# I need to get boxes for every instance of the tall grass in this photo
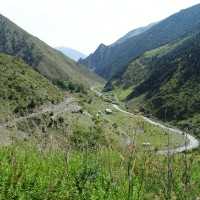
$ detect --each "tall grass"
[0,141,199,200]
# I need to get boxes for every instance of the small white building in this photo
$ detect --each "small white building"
[105,108,112,114]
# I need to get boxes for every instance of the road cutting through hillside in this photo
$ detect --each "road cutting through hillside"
[0,97,80,131]
[0,97,82,146]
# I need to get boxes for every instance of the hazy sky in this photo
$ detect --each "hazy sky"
[1,0,200,54]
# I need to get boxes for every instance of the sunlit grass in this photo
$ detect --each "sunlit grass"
[0,142,199,199]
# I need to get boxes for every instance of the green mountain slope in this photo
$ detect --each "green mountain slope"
[80,4,200,80]
[0,54,63,122]
[124,33,200,137]
[0,15,103,87]
[107,37,189,90]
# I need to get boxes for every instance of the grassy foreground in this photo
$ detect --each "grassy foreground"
[0,86,198,199]
[0,142,199,200]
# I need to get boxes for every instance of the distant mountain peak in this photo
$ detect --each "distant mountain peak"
[98,43,107,48]
[56,47,86,61]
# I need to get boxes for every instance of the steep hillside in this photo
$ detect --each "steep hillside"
[124,33,200,137]
[56,47,86,61]
[0,15,101,88]
[106,37,189,91]
[0,54,63,122]
[78,23,156,75]
[80,4,200,79]
[78,23,155,77]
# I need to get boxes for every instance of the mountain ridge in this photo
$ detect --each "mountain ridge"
[111,22,157,47]
[80,3,200,80]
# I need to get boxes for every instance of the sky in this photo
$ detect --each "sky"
[0,0,200,55]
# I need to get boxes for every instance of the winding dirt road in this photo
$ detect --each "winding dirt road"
[92,87,199,154]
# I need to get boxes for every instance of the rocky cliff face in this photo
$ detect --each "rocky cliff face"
[79,43,108,72]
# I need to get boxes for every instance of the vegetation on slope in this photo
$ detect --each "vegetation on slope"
[0,15,103,88]
[123,32,200,137]
[0,54,63,122]
[108,37,189,91]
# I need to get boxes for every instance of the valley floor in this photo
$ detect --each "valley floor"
[91,87,199,154]
[0,87,200,199]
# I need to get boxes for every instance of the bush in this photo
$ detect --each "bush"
[54,80,87,94]
[70,124,106,149]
